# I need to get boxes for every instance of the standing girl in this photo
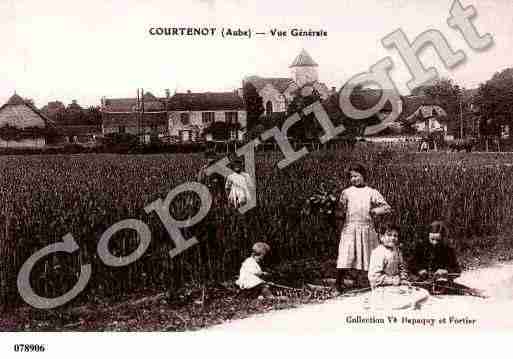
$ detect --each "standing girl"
[336,163,392,292]
[225,159,253,209]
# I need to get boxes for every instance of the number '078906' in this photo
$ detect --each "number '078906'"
[13,344,46,352]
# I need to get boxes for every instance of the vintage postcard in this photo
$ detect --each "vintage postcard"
[0,0,512,356]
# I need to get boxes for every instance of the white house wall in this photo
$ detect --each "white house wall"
[413,118,447,132]
[259,85,287,113]
[168,110,247,136]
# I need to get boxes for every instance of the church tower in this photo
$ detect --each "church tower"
[289,49,319,88]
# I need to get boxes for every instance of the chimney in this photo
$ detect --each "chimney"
[331,87,336,93]
[187,90,191,94]
[165,89,171,98]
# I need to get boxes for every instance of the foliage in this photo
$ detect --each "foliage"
[41,103,102,126]
[100,133,140,152]
[242,82,264,131]
[203,121,240,141]
[476,68,513,137]
[286,88,323,140]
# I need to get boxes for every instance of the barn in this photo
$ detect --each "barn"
[0,93,54,148]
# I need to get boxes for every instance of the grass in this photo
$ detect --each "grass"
[1,149,513,330]
[1,232,512,331]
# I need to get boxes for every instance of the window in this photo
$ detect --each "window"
[180,112,190,125]
[202,112,215,124]
[119,125,126,133]
[501,125,510,139]
[225,111,238,124]
[265,101,273,117]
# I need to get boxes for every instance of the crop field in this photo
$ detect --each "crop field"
[1,148,513,310]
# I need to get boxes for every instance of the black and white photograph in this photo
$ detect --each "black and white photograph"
[0,0,512,356]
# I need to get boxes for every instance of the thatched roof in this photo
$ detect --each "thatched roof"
[0,93,53,129]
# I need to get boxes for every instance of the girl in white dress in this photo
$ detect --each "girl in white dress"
[225,160,253,208]
[335,163,392,292]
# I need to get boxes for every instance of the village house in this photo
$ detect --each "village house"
[167,91,246,142]
[0,93,54,148]
[400,97,449,135]
[100,92,168,143]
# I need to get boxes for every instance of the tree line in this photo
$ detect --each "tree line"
[242,68,513,141]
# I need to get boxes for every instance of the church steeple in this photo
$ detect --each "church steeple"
[289,49,318,68]
[290,49,319,87]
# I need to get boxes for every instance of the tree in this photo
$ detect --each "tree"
[286,87,323,140]
[203,121,240,141]
[84,106,102,126]
[476,68,513,138]
[24,98,35,107]
[344,86,383,137]
[242,82,264,131]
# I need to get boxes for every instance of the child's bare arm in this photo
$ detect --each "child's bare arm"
[370,190,392,216]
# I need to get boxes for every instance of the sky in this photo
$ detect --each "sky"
[1,0,512,108]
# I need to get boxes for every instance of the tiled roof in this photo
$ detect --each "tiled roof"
[103,98,165,112]
[167,92,244,111]
[103,92,165,112]
[290,49,318,67]
[400,96,449,120]
[403,104,448,124]
[244,76,295,93]
[0,94,53,129]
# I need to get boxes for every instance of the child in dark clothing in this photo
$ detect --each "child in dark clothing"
[410,221,462,294]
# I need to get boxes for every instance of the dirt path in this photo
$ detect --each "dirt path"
[208,262,513,332]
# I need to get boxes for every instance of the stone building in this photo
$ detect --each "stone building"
[167,91,246,142]
[243,49,333,118]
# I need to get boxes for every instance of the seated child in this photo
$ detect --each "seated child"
[368,224,409,289]
[236,242,273,298]
[410,221,461,293]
